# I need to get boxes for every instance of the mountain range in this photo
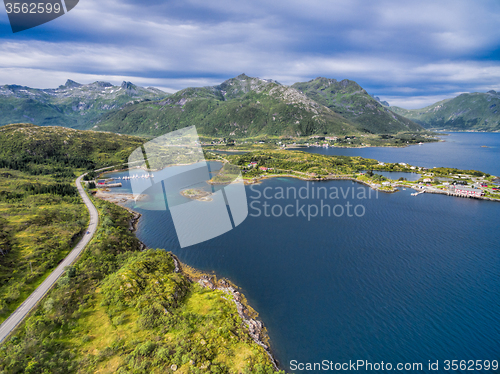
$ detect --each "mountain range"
[0,80,167,129]
[2,74,498,137]
[389,91,500,132]
[94,74,426,137]
[291,77,422,134]
[94,74,363,137]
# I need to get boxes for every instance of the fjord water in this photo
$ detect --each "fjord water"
[300,132,500,177]
[110,133,499,372]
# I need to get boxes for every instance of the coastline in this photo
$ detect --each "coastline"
[110,195,282,371]
[173,258,281,371]
[95,166,499,209]
[206,140,440,152]
[242,174,500,201]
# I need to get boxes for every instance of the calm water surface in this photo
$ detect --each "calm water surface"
[298,132,500,177]
[105,132,500,373]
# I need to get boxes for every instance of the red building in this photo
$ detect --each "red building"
[454,186,484,197]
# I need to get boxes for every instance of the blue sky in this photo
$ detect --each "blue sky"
[1,0,500,108]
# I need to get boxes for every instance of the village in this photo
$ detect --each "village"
[87,152,500,204]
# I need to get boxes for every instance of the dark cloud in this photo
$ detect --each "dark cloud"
[1,0,499,108]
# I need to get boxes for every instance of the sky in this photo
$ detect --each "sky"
[1,0,500,108]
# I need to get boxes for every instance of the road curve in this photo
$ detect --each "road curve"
[0,174,99,343]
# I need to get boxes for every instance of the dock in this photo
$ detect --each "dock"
[103,183,122,188]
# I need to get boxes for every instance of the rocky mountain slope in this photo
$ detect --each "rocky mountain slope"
[390,91,500,132]
[0,75,427,138]
[292,77,423,134]
[94,74,360,137]
[0,80,168,129]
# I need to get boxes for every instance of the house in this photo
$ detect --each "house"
[454,186,484,197]
[259,167,268,171]
[423,178,432,183]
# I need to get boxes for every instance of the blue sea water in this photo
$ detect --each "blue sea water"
[298,132,500,177]
[361,171,421,181]
[105,133,500,373]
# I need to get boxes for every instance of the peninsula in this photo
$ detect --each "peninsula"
[205,150,500,202]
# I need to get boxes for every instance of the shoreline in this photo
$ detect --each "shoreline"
[242,173,397,193]
[172,257,281,371]
[205,140,440,153]
[242,174,499,201]
[102,193,282,371]
[95,169,500,205]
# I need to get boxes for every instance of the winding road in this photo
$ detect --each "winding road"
[0,174,99,343]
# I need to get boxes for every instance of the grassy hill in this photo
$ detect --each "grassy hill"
[0,80,168,130]
[0,201,280,373]
[0,123,280,373]
[390,91,500,131]
[94,74,359,138]
[292,77,424,134]
[0,123,143,322]
[0,123,144,173]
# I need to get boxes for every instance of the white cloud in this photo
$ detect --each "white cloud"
[379,94,458,109]
[0,0,499,105]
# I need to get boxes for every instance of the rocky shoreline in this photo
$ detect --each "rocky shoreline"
[244,173,500,200]
[122,202,281,371]
[180,268,281,372]
[243,173,398,193]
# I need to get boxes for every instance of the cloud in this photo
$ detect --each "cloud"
[379,94,460,109]
[0,0,499,107]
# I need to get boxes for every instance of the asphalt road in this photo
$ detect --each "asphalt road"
[0,174,99,343]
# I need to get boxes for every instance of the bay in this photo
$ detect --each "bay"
[105,132,500,373]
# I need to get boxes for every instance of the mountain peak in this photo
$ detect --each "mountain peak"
[63,79,82,88]
[92,81,113,88]
[292,78,423,133]
[370,95,390,107]
[121,81,136,89]
[312,77,337,84]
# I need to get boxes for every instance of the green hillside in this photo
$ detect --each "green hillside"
[0,123,144,173]
[94,74,359,138]
[0,75,429,138]
[292,77,424,134]
[0,124,279,373]
[0,123,144,323]
[1,204,280,373]
[0,80,168,130]
[390,91,500,131]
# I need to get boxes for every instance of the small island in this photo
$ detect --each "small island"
[181,188,213,201]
